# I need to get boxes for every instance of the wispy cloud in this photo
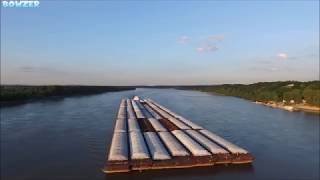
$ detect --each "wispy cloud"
[20,66,67,74]
[277,53,289,60]
[177,36,190,44]
[196,44,218,53]
[196,35,224,53]
[248,53,318,73]
[178,34,224,54]
[276,52,301,60]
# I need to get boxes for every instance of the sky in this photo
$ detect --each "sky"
[1,0,319,85]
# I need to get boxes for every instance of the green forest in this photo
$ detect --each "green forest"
[0,85,135,102]
[179,81,320,106]
[1,81,319,106]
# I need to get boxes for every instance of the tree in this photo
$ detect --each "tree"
[283,89,302,103]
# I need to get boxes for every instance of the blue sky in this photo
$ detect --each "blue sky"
[1,1,319,85]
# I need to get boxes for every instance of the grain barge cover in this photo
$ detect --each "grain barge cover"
[128,118,140,132]
[144,132,171,160]
[175,116,203,130]
[147,118,167,132]
[129,131,150,159]
[147,99,166,110]
[158,131,189,157]
[171,130,210,156]
[144,105,162,120]
[114,118,127,133]
[136,101,153,119]
[148,100,203,130]
[117,99,126,119]
[200,130,248,154]
[166,117,191,130]
[126,99,136,119]
[146,101,190,130]
[108,132,128,161]
[186,130,228,154]
[131,100,145,119]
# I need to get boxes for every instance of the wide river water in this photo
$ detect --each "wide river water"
[1,88,319,180]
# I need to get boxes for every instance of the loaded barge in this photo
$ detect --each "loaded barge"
[103,96,254,173]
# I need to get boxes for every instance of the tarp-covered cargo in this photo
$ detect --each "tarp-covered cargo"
[147,118,167,132]
[175,116,203,130]
[114,118,127,133]
[158,131,189,157]
[144,132,171,160]
[108,132,128,161]
[131,100,146,119]
[129,131,150,160]
[144,105,162,120]
[148,99,203,130]
[171,130,210,156]
[200,129,248,154]
[128,118,141,132]
[186,130,228,154]
[126,99,136,119]
[117,99,126,119]
[167,117,191,130]
[146,101,190,130]
[136,101,153,119]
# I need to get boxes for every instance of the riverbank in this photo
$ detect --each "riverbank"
[0,85,135,106]
[254,101,320,114]
[175,81,320,114]
[206,90,320,114]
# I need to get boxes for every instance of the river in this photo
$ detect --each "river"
[1,88,319,180]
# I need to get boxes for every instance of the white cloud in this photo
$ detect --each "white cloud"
[177,34,224,54]
[177,36,190,44]
[277,53,289,60]
[196,44,218,53]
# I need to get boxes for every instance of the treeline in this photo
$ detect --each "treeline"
[0,85,135,102]
[178,81,320,106]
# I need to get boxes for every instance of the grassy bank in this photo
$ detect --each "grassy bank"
[0,85,135,103]
[177,81,320,113]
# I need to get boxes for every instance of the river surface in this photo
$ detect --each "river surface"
[1,88,319,180]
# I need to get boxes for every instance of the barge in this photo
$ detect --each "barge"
[103,97,254,173]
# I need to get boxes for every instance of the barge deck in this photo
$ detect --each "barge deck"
[103,97,254,173]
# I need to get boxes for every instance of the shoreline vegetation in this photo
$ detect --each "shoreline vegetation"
[176,81,320,114]
[1,81,319,114]
[0,85,135,106]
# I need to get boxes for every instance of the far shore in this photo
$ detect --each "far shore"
[176,81,320,115]
[198,91,319,114]
[254,101,320,114]
[0,85,136,107]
